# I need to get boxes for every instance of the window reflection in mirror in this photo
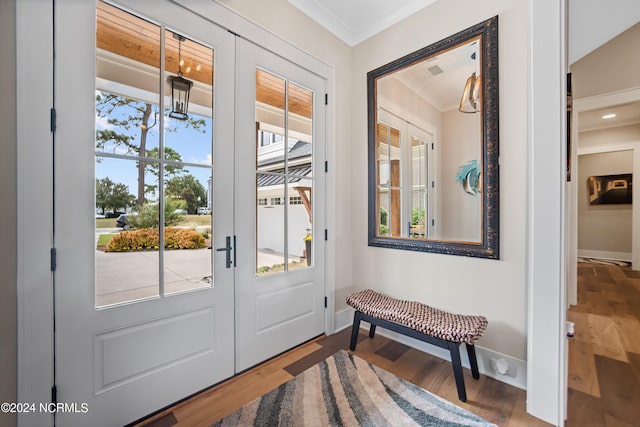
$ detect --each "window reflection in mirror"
[368,16,499,259]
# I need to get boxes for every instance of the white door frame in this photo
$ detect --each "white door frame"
[16,1,55,425]
[17,1,335,425]
[527,0,567,425]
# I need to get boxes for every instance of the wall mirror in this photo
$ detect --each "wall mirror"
[368,16,499,259]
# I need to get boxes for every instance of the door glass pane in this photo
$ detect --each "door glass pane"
[96,158,160,307]
[96,2,161,307]
[376,122,401,237]
[288,178,312,269]
[164,166,212,295]
[95,1,214,306]
[164,30,213,164]
[255,73,314,275]
[256,70,286,275]
[411,136,427,238]
[287,82,313,270]
[256,173,286,275]
[256,69,286,172]
[162,31,214,295]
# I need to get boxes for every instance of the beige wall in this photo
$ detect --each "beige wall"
[571,22,640,98]
[578,123,640,149]
[351,0,529,359]
[0,0,18,425]
[441,109,483,241]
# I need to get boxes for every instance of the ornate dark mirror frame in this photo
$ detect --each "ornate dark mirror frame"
[367,16,499,259]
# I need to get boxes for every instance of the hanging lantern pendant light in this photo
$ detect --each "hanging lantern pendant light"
[459,52,481,114]
[167,33,193,121]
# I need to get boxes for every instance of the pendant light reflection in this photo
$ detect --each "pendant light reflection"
[459,72,481,113]
[167,33,193,121]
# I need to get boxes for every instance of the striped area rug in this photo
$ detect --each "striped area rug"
[212,350,496,426]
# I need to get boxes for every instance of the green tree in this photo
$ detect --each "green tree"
[165,174,207,214]
[144,147,186,198]
[95,177,135,214]
[95,177,114,214]
[109,182,136,213]
[95,92,205,206]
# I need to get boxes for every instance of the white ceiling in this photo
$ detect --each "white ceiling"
[288,0,439,46]
[579,101,640,132]
[389,39,479,111]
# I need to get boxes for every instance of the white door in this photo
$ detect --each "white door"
[377,110,436,239]
[235,38,327,371]
[55,1,235,425]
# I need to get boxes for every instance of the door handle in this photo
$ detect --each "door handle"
[216,236,232,268]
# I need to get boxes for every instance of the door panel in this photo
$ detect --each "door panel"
[55,1,235,425]
[235,39,326,371]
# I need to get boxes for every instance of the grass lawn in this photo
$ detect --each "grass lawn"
[96,218,117,228]
[177,214,212,227]
[97,233,116,247]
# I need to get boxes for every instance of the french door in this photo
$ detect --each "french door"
[235,38,326,371]
[55,1,234,426]
[54,1,325,425]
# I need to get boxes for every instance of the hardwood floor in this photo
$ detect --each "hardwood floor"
[133,329,549,427]
[133,261,639,427]
[566,262,640,427]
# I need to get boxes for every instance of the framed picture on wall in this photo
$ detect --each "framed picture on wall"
[587,173,633,205]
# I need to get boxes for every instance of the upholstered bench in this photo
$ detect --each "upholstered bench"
[346,289,488,402]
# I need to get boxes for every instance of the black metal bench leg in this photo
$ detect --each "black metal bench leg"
[368,324,377,338]
[466,343,480,379]
[349,311,363,351]
[448,342,467,402]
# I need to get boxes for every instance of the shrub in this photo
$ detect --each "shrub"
[412,208,425,225]
[126,201,182,230]
[164,228,206,249]
[105,227,205,252]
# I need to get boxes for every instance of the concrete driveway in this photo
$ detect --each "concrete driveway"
[96,246,303,307]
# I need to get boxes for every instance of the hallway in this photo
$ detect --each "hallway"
[566,261,640,426]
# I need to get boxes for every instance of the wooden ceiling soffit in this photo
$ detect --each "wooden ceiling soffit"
[96,2,313,119]
[256,70,313,120]
[96,1,213,86]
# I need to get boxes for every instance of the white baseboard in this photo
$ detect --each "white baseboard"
[334,307,526,390]
[578,249,631,262]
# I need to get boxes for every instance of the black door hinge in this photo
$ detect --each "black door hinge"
[51,385,57,405]
[432,219,435,226]
[50,108,56,132]
[325,94,328,105]
[50,248,57,272]
[324,296,327,308]
[325,161,328,173]
[431,142,434,150]
[324,229,328,241]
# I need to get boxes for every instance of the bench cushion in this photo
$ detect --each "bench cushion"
[347,289,488,345]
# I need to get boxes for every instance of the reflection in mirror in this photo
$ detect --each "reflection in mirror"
[368,16,498,259]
